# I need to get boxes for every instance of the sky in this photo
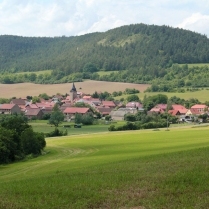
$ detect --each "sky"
[0,0,209,37]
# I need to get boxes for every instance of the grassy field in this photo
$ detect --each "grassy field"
[29,120,119,135]
[0,81,150,98]
[179,63,209,68]
[97,71,119,76]
[114,88,209,102]
[0,127,209,209]
[16,70,52,75]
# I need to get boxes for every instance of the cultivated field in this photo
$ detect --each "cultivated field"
[1,127,209,209]
[0,81,150,98]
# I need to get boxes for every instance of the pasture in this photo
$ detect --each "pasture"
[1,127,209,209]
[0,81,150,98]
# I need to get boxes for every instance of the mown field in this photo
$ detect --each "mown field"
[1,127,209,209]
[114,88,209,102]
[0,81,150,98]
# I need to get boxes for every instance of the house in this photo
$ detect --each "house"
[10,98,26,106]
[149,107,165,114]
[25,109,44,119]
[101,101,116,109]
[172,104,188,115]
[190,104,208,114]
[63,107,90,120]
[168,109,181,116]
[154,104,167,111]
[126,102,143,109]
[0,104,21,114]
[96,107,112,116]
[110,108,138,121]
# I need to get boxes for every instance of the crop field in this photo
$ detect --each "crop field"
[0,81,150,98]
[1,127,209,209]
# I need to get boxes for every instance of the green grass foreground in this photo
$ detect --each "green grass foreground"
[0,127,209,209]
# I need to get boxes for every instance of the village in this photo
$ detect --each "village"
[0,82,208,124]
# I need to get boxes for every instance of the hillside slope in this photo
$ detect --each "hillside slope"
[1,23,209,74]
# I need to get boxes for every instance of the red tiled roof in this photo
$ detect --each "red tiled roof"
[83,96,92,99]
[102,101,116,107]
[0,104,15,110]
[168,110,180,116]
[172,104,187,110]
[64,107,89,114]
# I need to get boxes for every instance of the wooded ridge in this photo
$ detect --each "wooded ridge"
[0,23,209,88]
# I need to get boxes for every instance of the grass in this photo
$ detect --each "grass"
[179,63,209,68]
[15,70,52,75]
[115,88,209,102]
[97,71,119,76]
[0,127,209,208]
[29,120,114,135]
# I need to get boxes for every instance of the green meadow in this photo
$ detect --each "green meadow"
[16,70,52,75]
[1,126,209,209]
[115,88,209,102]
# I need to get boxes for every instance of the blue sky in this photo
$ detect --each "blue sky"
[0,0,209,37]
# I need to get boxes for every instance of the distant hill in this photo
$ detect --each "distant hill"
[1,23,209,88]
[1,23,209,74]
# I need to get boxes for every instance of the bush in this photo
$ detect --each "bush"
[45,128,68,137]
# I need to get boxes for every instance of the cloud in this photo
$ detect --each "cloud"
[0,0,208,37]
[178,13,209,36]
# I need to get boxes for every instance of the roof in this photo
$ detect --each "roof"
[36,103,54,108]
[102,101,116,107]
[96,107,112,114]
[154,104,167,110]
[10,99,26,105]
[64,107,89,114]
[168,109,181,116]
[150,107,165,113]
[25,109,43,116]
[126,102,143,108]
[0,104,16,110]
[172,104,187,110]
[82,96,92,99]
[191,104,207,109]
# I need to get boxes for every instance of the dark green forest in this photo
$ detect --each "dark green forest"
[0,23,209,88]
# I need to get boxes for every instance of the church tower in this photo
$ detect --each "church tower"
[70,82,77,103]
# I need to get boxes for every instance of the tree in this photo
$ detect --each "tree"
[21,128,46,155]
[126,94,140,102]
[32,96,40,104]
[48,104,64,127]
[0,127,16,164]
[83,63,98,73]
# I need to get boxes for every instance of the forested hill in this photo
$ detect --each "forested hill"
[1,23,209,75]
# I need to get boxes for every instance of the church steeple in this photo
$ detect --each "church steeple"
[70,82,77,92]
[69,82,77,102]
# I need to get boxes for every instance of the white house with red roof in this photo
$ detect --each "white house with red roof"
[0,104,21,114]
